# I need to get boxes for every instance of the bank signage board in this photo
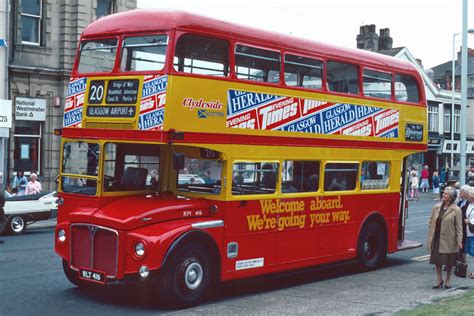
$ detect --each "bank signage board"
[15,98,46,121]
[0,99,12,128]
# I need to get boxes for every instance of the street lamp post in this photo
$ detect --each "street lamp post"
[460,0,470,185]
[450,27,474,174]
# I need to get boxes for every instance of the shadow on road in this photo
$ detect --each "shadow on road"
[65,256,413,311]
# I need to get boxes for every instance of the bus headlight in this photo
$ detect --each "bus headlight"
[139,265,150,278]
[134,242,145,257]
[58,229,66,242]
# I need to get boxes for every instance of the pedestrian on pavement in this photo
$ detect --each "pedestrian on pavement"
[410,170,419,201]
[0,188,6,243]
[427,186,463,289]
[458,185,471,264]
[420,165,430,193]
[468,166,474,187]
[432,171,440,201]
[11,169,28,196]
[463,186,474,277]
[440,167,447,199]
[25,173,42,195]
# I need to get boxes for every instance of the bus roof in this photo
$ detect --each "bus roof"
[82,9,417,74]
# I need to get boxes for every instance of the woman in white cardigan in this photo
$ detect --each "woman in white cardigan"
[464,187,474,278]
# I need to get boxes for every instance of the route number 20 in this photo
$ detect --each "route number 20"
[88,80,105,104]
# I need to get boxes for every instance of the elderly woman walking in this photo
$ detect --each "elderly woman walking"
[427,186,463,289]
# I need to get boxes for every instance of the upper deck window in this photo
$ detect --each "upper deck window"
[395,74,420,103]
[78,39,118,73]
[174,34,229,77]
[363,69,392,100]
[121,35,168,71]
[235,45,280,83]
[284,54,323,89]
[327,61,359,95]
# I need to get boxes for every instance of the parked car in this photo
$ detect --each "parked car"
[2,191,58,235]
[178,174,205,185]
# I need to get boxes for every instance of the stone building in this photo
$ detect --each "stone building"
[7,0,136,191]
[431,48,474,169]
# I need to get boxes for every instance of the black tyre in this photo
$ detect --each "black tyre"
[6,216,27,235]
[62,259,82,287]
[158,242,214,308]
[357,221,387,270]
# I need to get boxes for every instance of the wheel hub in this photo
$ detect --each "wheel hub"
[12,217,25,232]
[184,261,203,290]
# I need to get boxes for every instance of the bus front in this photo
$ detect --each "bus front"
[55,20,225,305]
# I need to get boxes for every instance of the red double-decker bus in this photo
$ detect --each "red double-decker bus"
[55,10,426,308]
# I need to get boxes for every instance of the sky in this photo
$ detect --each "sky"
[138,0,473,69]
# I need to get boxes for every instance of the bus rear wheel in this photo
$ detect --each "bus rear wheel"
[158,242,213,308]
[357,221,387,270]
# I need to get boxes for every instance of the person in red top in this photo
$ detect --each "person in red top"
[420,165,430,193]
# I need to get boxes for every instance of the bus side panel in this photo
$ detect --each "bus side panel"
[220,193,400,280]
[223,200,277,277]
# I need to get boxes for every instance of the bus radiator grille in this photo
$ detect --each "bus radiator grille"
[70,224,118,278]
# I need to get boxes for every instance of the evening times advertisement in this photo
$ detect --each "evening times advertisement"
[226,90,399,138]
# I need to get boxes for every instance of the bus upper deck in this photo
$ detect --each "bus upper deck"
[64,10,426,153]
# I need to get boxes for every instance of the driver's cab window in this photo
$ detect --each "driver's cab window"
[103,143,160,192]
[61,141,99,195]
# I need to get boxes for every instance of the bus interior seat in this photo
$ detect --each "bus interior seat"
[307,174,319,191]
[121,167,148,190]
[261,164,276,188]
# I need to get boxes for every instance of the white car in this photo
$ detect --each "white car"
[2,191,58,235]
[178,174,205,185]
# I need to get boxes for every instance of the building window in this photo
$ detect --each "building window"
[444,108,451,133]
[21,0,42,45]
[428,105,439,132]
[454,108,460,133]
[96,0,115,19]
[13,121,42,174]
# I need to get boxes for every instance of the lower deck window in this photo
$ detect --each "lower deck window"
[361,161,390,190]
[282,160,320,193]
[177,156,222,194]
[324,162,358,191]
[232,162,278,195]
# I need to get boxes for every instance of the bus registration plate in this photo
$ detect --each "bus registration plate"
[79,268,106,284]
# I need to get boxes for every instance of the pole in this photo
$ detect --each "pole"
[460,0,468,185]
[451,33,456,169]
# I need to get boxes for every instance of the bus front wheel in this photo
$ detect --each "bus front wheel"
[357,221,387,270]
[158,242,213,308]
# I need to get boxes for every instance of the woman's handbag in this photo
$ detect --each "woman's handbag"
[454,252,467,278]
[469,222,474,234]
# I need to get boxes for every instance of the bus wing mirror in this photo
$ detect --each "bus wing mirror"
[173,153,185,170]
